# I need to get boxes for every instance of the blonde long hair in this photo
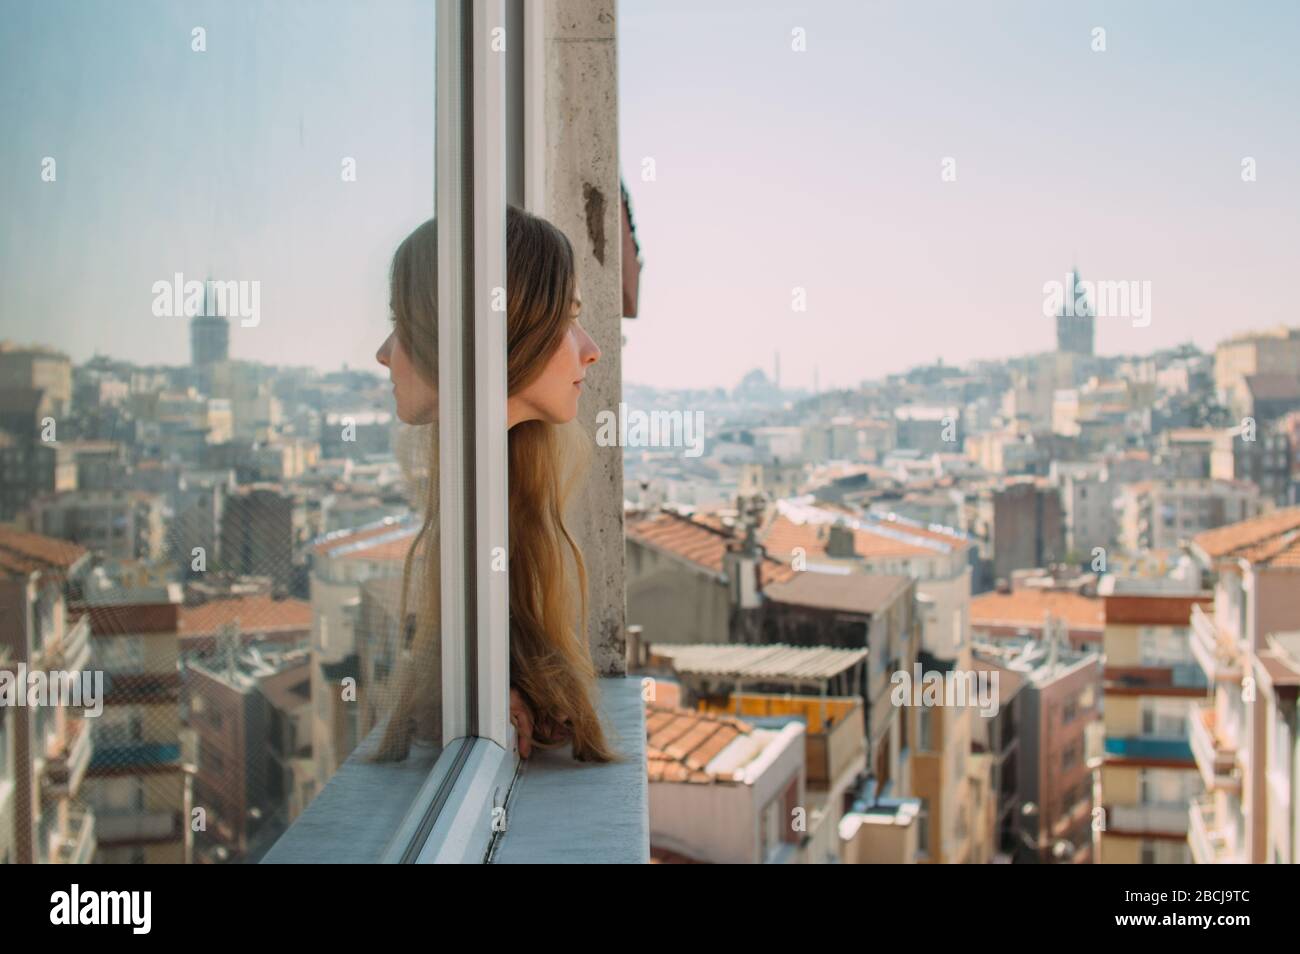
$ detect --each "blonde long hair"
[372,207,620,764]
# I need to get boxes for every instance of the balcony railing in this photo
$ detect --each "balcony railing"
[1107,801,1189,835]
[59,614,92,678]
[1103,735,1194,763]
[1190,604,1242,684]
[89,742,182,773]
[1188,795,1239,863]
[53,807,97,865]
[1105,663,1206,691]
[95,809,181,845]
[1188,703,1241,793]
[44,718,93,798]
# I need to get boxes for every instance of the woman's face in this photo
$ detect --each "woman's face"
[377,288,599,428]
[507,288,600,428]
[376,326,436,426]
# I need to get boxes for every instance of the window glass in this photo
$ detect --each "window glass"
[2,0,444,863]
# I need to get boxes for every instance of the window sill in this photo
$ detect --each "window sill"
[263,676,647,864]
[491,676,649,864]
[261,729,446,864]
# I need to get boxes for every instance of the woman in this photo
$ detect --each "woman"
[371,205,621,764]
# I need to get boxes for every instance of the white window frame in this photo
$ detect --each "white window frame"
[381,0,517,865]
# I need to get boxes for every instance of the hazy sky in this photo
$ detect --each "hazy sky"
[1,0,434,374]
[619,0,1300,389]
[3,1,1297,391]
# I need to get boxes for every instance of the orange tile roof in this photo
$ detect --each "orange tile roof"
[625,512,794,586]
[627,513,728,575]
[645,703,754,784]
[760,513,925,559]
[179,595,312,637]
[970,589,1104,632]
[0,526,87,579]
[1192,506,1300,568]
[759,508,968,562]
[312,520,419,564]
[688,511,732,534]
[340,536,416,563]
[312,520,412,556]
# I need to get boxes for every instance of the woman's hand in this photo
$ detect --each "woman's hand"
[510,687,573,758]
[510,687,536,759]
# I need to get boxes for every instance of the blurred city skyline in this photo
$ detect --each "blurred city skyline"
[618,0,1300,390]
[2,0,1298,390]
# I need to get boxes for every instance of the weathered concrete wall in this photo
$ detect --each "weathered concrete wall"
[544,0,626,676]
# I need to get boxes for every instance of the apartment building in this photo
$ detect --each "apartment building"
[218,484,295,590]
[759,572,914,804]
[969,656,1027,862]
[803,417,864,462]
[624,508,795,647]
[961,480,1065,589]
[182,641,312,863]
[894,405,961,454]
[1117,479,1262,554]
[1051,378,1138,453]
[759,501,987,868]
[1253,633,1299,864]
[1098,593,1211,864]
[1054,463,1116,558]
[966,428,1049,476]
[971,587,1104,652]
[1214,325,1300,418]
[974,638,1102,863]
[0,527,96,864]
[28,488,167,562]
[641,643,878,863]
[76,585,186,863]
[646,703,805,864]
[1188,507,1300,863]
[308,518,418,788]
[704,692,867,864]
[758,497,981,862]
[0,425,76,523]
[1158,428,1219,478]
[1210,425,1293,506]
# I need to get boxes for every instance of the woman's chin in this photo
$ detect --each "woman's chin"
[394,407,427,427]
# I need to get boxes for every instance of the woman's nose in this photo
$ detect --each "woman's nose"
[376,331,392,368]
[580,326,601,366]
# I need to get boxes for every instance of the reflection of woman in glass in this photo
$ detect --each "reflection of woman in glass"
[371,205,620,763]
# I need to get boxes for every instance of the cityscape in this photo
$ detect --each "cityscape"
[1,0,1298,890]
[3,271,1298,864]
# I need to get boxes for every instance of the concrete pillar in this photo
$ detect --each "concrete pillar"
[542,0,625,676]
